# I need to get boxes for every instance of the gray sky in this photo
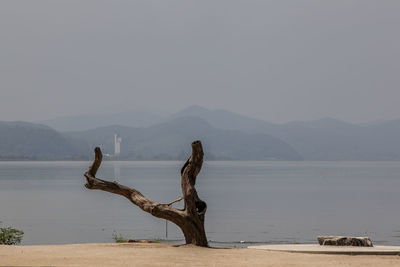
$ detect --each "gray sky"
[1,0,399,123]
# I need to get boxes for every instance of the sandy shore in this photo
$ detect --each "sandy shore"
[0,243,399,267]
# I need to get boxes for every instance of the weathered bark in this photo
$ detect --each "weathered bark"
[318,236,373,247]
[84,141,208,246]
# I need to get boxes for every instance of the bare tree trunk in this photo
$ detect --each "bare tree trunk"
[84,141,208,246]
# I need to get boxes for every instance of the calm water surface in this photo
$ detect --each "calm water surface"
[0,161,399,246]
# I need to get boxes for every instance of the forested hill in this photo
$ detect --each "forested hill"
[66,117,302,160]
[170,106,400,161]
[0,121,86,160]
[0,118,302,160]
[3,106,400,161]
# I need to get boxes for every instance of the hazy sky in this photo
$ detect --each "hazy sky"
[1,0,399,123]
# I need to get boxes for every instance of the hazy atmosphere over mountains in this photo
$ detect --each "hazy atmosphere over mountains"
[1,1,400,124]
[1,106,400,161]
[0,1,399,160]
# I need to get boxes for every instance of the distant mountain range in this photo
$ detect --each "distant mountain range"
[1,105,400,160]
[66,117,301,160]
[172,106,400,160]
[37,110,164,132]
[0,121,86,160]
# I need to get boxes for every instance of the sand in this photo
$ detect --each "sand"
[0,243,399,267]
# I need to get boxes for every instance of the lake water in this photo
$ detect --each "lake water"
[0,161,399,247]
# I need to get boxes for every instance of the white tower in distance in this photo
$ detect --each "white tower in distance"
[114,134,122,156]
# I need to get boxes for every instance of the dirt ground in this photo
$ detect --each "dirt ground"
[0,243,399,267]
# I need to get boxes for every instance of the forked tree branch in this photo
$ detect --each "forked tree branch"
[84,147,185,223]
[84,141,208,246]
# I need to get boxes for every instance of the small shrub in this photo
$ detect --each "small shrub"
[0,222,24,245]
[112,231,128,243]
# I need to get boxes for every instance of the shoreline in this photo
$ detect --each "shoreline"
[1,243,399,267]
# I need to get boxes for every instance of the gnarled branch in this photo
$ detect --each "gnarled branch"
[84,147,184,223]
[84,140,208,246]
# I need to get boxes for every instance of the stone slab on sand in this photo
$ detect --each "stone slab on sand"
[249,244,400,255]
[0,243,399,267]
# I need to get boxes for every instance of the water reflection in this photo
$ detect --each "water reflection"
[113,162,120,182]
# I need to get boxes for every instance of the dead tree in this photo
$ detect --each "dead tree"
[84,140,208,246]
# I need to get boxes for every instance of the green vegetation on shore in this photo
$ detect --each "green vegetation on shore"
[0,222,24,245]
